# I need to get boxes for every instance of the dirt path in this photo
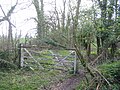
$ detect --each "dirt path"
[49,71,85,90]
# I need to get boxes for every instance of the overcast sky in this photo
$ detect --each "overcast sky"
[0,0,92,37]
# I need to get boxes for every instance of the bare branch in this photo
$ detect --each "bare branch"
[0,0,18,22]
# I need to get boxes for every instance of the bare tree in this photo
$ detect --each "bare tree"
[0,0,18,50]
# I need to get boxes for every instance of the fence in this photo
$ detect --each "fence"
[18,44,77,74]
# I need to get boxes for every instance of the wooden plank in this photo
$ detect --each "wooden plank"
[21,44,75,50]
[24,48,44,69]
[21,44,50,48]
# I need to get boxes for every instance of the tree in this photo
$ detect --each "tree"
[33,0,45,39]
[0,0,18,50]
[95,0,120,60]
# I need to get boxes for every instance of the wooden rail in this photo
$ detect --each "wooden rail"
[18,44,77,74]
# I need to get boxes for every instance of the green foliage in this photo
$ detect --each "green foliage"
[0,50,17,70]
[0,59,17,70]
[115,50,120,57]
[99,61,120,83]
[76,61,120,90]
[44,38,66,49]
[58,50,69,56]
[91,51,97,55]
[0,51,9,60]
[98,61,120,89]
[101,84,120,90]
[76,80,86,90]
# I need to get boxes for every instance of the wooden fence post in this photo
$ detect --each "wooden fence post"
[18,43,24,68]
[21,45,24,68]
[74,51,77,74]
[18,43,21,69]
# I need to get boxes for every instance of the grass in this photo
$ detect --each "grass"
[0,50,75,90]
[0,69,67,90]
[58,50,70,56]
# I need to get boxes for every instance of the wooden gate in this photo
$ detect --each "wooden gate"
[18,44,77,74]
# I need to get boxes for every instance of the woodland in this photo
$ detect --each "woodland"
[0,0,120,90]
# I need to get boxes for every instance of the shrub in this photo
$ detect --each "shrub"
[0,59,17,70]
[0,51,9,60]
[98,61,120,89]
[99,61,120,83]
[0,50,17,70]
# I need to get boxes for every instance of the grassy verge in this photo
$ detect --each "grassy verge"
[0,69,67,90]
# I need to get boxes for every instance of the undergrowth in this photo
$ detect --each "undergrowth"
[76,60,120,90]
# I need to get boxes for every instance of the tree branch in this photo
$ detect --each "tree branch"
[0,0,18,22]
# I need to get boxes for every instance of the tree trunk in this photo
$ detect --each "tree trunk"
[33,0,44,39]
[96,36,101,55]
[111,43,117,59]
[87,43,91,59]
